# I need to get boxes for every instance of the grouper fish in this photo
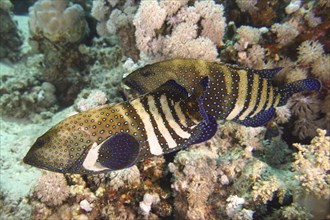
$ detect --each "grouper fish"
[24,59,321,174]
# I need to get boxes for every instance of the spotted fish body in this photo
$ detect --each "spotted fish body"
[124,59,320,126]
[24,80,212,173]
[24,59,321,174]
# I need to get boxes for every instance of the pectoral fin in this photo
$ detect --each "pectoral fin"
[98,134,140,170]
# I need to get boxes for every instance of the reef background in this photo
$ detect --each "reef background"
[0,0,329,219]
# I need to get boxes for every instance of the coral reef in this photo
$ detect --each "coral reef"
[0,0,23,62]
[292,129,330,199]
[0,56,58,120]
[1,0,329,219]
[28,0,90,106]
[91,0,140,61]
[133,0,226,61]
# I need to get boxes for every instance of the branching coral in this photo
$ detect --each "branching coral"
[91,0,140,60]
[33,172,69,207]
[292,129,330,199]
[133,0,225,61]
[170,153,218,219]
[252,176,280,204]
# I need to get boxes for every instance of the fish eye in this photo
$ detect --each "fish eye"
[35,140,44,147]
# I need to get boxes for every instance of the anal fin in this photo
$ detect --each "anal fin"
[190,114,218,145]
[234,108,275,127]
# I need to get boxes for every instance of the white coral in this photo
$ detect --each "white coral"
[275,105,292,124]
[286,67,307,83]
[160,0,189,16]
[312,54,330,81]
[29,0,88,43]
[34,172,69,206]
[139,193,160,216]
[75,90,107,112]
[271,22,299,46]
[108,165,140,190]
[289,94,320,120]
[285,0,301,14]
[195,0,226,45]
[297,40,324,65]
[235,26,261,51]
[236,0,258,13]
[133,0,224,61]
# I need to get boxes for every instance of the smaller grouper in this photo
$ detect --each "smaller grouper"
[24,59,321,174]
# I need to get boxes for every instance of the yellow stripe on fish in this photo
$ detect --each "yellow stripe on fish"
[24,59,321,174]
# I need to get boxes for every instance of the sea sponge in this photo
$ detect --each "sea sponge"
[292,129,330,199]
[297,40,324,65]
[33,172,69,207]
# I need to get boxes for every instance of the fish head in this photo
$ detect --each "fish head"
[24,111,142,174]
[23,120,95,173]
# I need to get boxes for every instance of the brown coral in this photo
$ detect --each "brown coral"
[292,129,330,199]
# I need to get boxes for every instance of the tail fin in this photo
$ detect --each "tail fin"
[278,78,321,106]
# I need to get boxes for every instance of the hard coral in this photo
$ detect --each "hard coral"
[29,0,88,44]
[292,129,330,199]
[171,153,218,219]
[0,0,23,62]
[33,172,69,207]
